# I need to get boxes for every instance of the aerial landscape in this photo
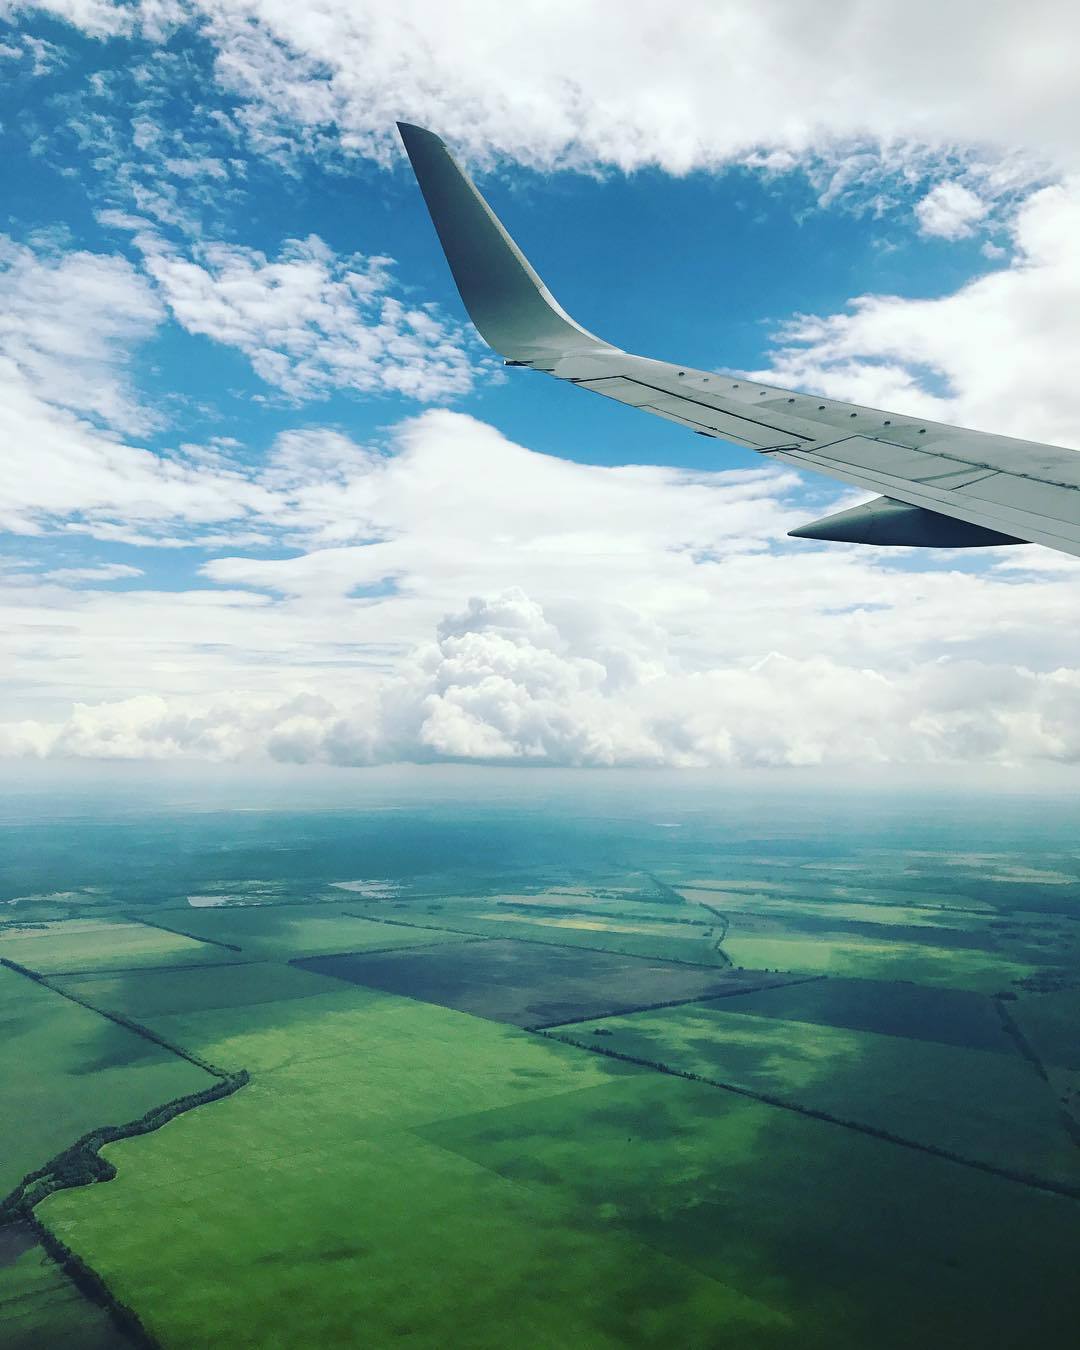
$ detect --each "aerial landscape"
[4,2,1080,1346]
[2,780,1078,1347]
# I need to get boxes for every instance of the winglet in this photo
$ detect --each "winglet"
[397,123,613,365]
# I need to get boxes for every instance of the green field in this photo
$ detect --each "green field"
[0,1222,127,1350]
[42,988,789,1349]
[0,964,215,1198]
[148,904,468,959]
[675,887,996,929]
[720,931,1034,990]
[53,962,344,1021]
[551,1002,1079,1186]
[6,821,1080,1350]
[31,971,1079,1349]
[359,901,732,967]
[0,919,230,975]
[425,1074,1080,1350]
[708,976,1013,1051]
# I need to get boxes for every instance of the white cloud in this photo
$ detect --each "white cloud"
[7,409,1080,769]
[152,1,1080,186]
[9,0,1077,192]
[914,182,987,240]
[42,563,143,583]
[125,228,478,402]
[754,178,1080,445]
[11,590,1080,770]
[0,235,162,434]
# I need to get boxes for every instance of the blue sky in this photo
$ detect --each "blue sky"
[3,1,1080,773]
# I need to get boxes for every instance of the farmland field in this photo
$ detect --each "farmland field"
[0,919,230,975]
[298,938,799,1027]
[707,975,1014,1051]
[144,904,469,959]
[0,963,215,1197]
[549,1002,1080,1186]
[2,787,1079,1348]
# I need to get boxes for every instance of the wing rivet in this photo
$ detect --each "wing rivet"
[849,412,857,418]
[732,383,739,388]
[919,428,927,434]
[818,404,826,410]
[787,397,795,403]
[677,370,685,376]
[883,420,891,426]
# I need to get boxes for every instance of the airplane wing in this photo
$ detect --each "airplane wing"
[398,122,1080,557]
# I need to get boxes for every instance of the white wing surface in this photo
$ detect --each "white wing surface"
[398,122,1080,557]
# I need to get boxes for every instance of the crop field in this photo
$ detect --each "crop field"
[40,989,791,1349]
[0,963,215,1197]
[0,919,230,975]
[0,1221,128,1350]
[297,938,798,1027]
[422,1073,1080,1349]
[719,930,1036,989]
[357,901,734,966]
[34,978,1079,1350]
[147,904,468,959]
[53,961,343,1021]
[550,1002,1080,1187]
[708,975,1014,1051]
[674,887,997,929]
[4,800,1079,1350]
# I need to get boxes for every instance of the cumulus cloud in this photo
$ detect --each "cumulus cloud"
[914,182,987,240]
[123,228,478,402]
[754,179,1080,445]
[12,587,1080,770]
[6,407,1080,770]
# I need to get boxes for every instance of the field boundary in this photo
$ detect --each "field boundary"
[537,1028,1080,1203]
[528,975,824,1030]
[0,957,252,1350]
[125,913,243,952]
[0,958,249,1223]
[337,912,752,971]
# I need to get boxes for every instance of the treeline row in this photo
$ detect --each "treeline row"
[22,1209,158,1349]
[1,955,221,1076]
[0,1070,250,1225]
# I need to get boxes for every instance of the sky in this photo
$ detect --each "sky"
[3,0,1080,776]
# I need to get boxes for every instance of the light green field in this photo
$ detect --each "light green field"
[721,932,1034,990]
[53,961,343,1021]
[0,919,228,975]
[676,888,994,930]
[149,904,468,959]
[554,1003,1078,1186]
[477,911,710,938]
[671,876,994,910]
[41,989,787,1349]
[0,964,215,1197]
[38,979,1080,1350]
[361,903,731,967]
